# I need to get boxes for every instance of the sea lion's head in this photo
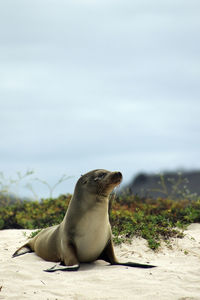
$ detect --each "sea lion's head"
[75,169,123,199]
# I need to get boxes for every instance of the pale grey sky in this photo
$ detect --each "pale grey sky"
[0,0,200,198]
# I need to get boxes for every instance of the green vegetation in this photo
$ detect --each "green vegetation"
[0,171,200,250]
[0,193,200,250]
[110,195,200,249]
[0,195,71,229]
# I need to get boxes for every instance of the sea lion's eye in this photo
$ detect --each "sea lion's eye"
[94,173,106,181]
[99,173,106,178]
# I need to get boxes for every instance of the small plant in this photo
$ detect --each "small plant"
[150,172,199,201]
[0,170,34,206]
[25,229,42,239]
[0,170,73,205]
[27,174,73,199]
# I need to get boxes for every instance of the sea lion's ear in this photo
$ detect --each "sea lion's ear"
[82,176,88,184]
[79,174,87,184]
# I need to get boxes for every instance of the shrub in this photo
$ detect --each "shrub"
[0,192,200,250]
[0,194,71,229]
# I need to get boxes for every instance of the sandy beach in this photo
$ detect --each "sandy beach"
[0,224,200,300]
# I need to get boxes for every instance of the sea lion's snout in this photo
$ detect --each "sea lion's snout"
[111,171,123,184]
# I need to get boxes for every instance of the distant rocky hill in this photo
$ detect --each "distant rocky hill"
[122,171,200,199]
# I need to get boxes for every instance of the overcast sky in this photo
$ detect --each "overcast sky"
[0,0,200,198]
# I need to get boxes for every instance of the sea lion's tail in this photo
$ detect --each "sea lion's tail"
[12,243,33,258]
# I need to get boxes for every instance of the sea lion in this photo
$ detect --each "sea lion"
[13,169,155,272]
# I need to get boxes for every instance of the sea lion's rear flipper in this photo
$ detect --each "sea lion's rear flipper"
[99,239,156,269]
[44,263,80,272]
[12,244,33,258]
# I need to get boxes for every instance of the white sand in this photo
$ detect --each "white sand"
[0,224,200,300]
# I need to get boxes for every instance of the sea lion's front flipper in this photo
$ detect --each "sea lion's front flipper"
[112,261,156,269]
[44,242,80,272]
[44,263,80,272]
[98,239,156,269]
